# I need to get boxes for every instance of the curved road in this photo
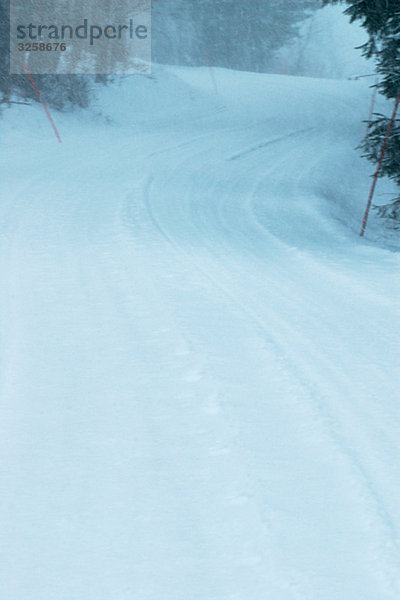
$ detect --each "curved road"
[1,68,399,599]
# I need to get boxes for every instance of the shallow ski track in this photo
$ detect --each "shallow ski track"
[1,69,399,600]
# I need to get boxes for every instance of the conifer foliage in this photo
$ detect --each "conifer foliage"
[325,0,400,225]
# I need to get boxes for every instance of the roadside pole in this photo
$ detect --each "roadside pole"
[360,90,400,237]
[23,65,62,143]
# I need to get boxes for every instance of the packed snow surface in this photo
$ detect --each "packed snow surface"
[1,66,399,599]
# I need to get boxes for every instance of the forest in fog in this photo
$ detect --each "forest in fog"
[1,0,320,107]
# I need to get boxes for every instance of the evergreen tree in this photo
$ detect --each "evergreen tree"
[324,0,400,226]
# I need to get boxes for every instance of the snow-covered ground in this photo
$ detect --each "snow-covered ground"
[1,65,399,599]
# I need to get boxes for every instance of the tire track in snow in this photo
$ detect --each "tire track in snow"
[137,130,400,594]
[227,127,316,161]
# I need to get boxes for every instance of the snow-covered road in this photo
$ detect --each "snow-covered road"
[1,67,399,599]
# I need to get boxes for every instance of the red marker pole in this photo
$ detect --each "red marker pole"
[360,90,400,237]
[22,64,62,143]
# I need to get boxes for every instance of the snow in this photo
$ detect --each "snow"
[1,63,399,600]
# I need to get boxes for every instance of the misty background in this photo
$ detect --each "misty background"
[1,1,370,109]
[151,1,369,78]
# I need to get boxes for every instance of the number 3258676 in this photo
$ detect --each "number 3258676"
[18,42,67,51]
